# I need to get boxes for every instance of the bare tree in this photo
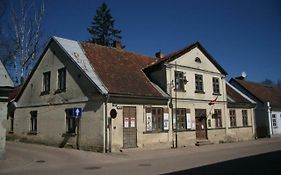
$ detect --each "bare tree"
[3,0,45,84]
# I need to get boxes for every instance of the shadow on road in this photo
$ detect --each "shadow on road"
[163,150,281,175]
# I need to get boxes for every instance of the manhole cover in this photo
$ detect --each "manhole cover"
[36,160,46,163]
[139,163,152,167]
[84,166,101,170]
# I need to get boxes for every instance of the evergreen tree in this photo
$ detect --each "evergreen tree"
[87,2,122,47]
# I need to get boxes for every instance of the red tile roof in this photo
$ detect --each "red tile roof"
[226,83,251,103]
[234,79,281,108]
[81,42,166,98]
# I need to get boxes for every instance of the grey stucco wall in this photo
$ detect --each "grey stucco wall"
[0,102,7,159]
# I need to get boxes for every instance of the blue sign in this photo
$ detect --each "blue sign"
[72,108,82,118]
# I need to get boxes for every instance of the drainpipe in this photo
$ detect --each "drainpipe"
[104,94,110,153]
[267,102,273,137]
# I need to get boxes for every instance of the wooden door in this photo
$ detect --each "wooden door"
[123,106,137,148]
[195,109,207,139]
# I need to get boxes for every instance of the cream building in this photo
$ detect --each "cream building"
[8,37,256,152]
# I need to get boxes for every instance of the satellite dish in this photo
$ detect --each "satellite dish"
[241,72,247,78]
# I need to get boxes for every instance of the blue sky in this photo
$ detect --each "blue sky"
[42,0,281,82]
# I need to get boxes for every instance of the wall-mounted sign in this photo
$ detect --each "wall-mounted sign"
[72,108,82,118]
[146,113,152,131]
[163,113,169,130]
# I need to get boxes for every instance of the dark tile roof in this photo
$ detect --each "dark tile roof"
[232,79,281,108]
[145,42,227,75]
[81,42,166,98]
[226,83,251,103]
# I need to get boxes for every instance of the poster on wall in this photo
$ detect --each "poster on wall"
[146,113,152,131]
[186,113,191,129]
[131,117,136,128]
[124,117,129,128]
[191,118,195,129]
[163,113,169,130]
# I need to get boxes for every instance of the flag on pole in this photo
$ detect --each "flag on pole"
[208,96,218,105]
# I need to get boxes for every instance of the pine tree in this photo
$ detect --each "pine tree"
[87,2,122,47]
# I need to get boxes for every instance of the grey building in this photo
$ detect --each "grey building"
[0,61,14,159]
[230,78,281,138]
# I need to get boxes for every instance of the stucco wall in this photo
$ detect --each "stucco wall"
[0,102,7,159]
[108,103,172,152]
[12,102,104,151]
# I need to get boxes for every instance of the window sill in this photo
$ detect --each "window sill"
[62,132,76,137]
[212,93,221,96]
[40,91,50,96]
[8,131,14,134]
[195,90,205,94]
[54,89,66,94]
[174,129,195,132]
[174,89,186,92]
[229,126,252,129]
[143,130,169,134]
[207,127,226,130]
[28,131,38,135]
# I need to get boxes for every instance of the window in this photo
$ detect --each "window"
[65,109,76,133]
[242,110,248,126]
[152,108,163,131]
[30,111,37,133]
[175,71,185,91]
[195,57,201,63]
[57,68,66,91]
[42,71,51,94]
[272,114,277,127]
[195,74,204,93]
[229,110,236,127]
[212,77,220,94]
[214,109,222,128]
[176,108,186,130]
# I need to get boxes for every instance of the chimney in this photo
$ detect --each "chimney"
[113,41,122,49]
[155,51,164,59]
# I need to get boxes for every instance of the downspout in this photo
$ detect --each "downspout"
[104,94,110,153]
[267,102,273,137]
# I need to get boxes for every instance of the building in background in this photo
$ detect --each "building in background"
[226,82,256,140]
[230,77,281,138]
[0,61,14,159]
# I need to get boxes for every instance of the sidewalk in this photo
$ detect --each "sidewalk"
[1,137,281,175]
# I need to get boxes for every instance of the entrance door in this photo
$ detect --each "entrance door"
[123,106,137,148]
[195,109,207,139]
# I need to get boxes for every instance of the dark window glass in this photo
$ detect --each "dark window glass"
[195,74,204,92]
[58,68,66,91]
[152,108,163,131]
[30,111,37,132]
[213,77,220,94]
[176,108,186,130]
[242,110,248,126]
[66,109,76,133]
[42,71,51,93]
[175,71,185,91]
[214,109,222,128]
[229,110,236,127]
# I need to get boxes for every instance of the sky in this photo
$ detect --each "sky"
[35,0,281,82]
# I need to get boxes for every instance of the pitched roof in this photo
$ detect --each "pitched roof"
[231,78,281,108]
[226,82,255,108]
[15,36,169,101]
[81,42,167,98]
[0,60,14,87]
[145,42,227,75]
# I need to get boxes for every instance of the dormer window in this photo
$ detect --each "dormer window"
[195,57,201,63]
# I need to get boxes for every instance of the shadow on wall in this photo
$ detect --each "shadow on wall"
[162,150,281,175]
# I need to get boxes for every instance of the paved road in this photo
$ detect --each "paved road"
[0,138,281,175]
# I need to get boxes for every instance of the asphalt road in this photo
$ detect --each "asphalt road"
[1,138,281,175]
